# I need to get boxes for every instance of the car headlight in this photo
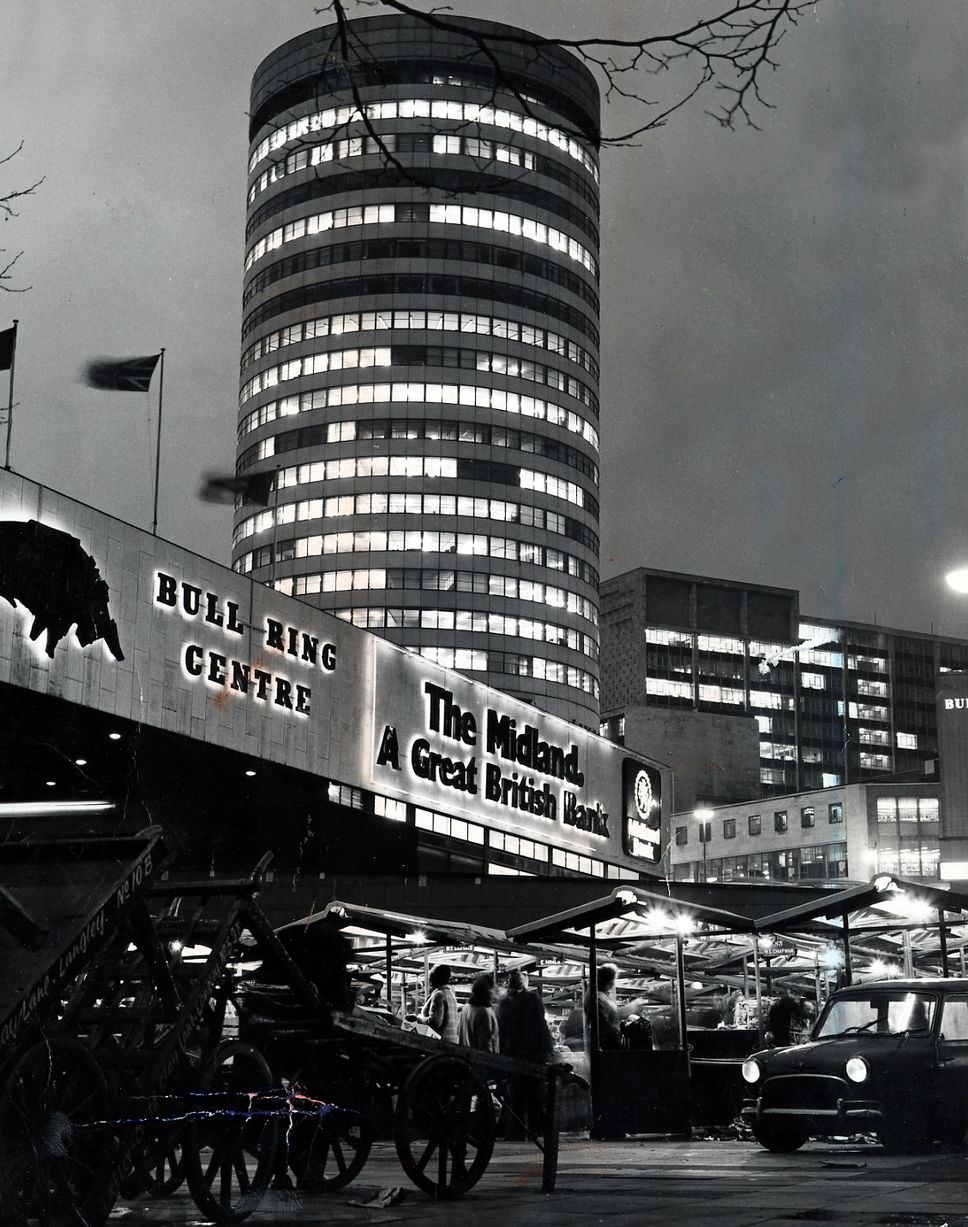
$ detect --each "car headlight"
[845,1056,869,1084]
[741,1058,762,1084]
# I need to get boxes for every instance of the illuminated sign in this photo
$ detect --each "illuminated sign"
[376,680,610,836]
[154,570,336,717]
[622,759,662,862]
[944,698,968,710]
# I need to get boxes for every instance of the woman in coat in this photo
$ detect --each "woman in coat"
[459,974,499,1053]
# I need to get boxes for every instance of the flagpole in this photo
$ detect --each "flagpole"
[4,319,19,471]
[151,347,165,535]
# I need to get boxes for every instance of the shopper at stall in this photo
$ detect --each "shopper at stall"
[459,973,499,1052]
[583,963,622,1051]
[766,985,802,1047]
[496,969,554,1139]
[420,963,459,1044]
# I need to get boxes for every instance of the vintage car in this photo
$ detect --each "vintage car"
[741,978,968,1153]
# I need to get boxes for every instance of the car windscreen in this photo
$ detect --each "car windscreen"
[815,990,936,1038]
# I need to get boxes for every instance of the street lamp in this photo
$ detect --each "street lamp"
[945,567,968,594]
[694,806,714,882]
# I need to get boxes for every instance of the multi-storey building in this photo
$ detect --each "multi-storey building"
[668,782,942,886]
[599,568,968,802]
[233,15,602,726]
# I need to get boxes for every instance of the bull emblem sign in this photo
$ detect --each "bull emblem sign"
[0,520,124,661]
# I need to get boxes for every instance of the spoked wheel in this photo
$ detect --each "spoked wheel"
[185,1040,280,1224]
[288,1084,373,1192]
[0,1036,116,1227]
[121,1127,186,1198]
[393,1055,495,1199]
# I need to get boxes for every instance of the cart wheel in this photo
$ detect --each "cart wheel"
[291,1097,373,1192]
[185,1040,280,1224]
[0,1036,117,1227]
[393,1055,495,1199]
[121,1128,186,1199]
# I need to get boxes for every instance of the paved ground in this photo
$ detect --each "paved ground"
[108,1136,968,1227]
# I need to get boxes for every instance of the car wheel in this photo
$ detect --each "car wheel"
[751,1120,806,1153]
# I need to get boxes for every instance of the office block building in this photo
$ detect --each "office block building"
[669,782,942,886]
[233,15,602,725]
[600,568,968,800]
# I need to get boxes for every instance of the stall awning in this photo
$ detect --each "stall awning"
[757,874,968,931]
[506,884,757,945]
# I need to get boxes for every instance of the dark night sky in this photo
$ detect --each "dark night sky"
[5,1,968,637]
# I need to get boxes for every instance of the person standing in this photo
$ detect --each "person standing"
[420,963,459,1044]
[459,974,499,1052]
[496,969,553,1139]
[583,963,622,1051]
[766,985,802,1047]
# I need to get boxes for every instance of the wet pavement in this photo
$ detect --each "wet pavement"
[107,1135,968,1226]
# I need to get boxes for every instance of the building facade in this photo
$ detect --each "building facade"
[600,568,968,800]
[0,471,665,895]
[669,782,942,886]
[233,15,602,726]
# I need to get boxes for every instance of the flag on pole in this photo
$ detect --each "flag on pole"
[0,326,15,372]
[84,353,161,392]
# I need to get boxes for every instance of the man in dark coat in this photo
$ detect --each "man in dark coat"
[496,969,553,1139]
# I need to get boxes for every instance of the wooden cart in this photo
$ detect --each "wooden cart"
[0,831,320,1226]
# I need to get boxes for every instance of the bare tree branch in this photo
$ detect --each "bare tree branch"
[1,141,43,293]
[320,0,818,143]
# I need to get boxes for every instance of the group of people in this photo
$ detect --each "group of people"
[419,963,554,1139]
[419,963,554,1061]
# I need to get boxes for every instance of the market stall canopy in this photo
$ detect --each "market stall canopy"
[756,875,968,932]
[506,884,758,946]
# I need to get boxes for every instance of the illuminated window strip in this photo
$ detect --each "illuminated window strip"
[236,526,591,574]
[234,490,592,551]
[415,806,486,845]
[248,132,536,205]
[244,202,597,277]
[333,605,597,657]
[265,567,598,624]
[270,454,591,510]
[241,308,597,379]
[239,381,598,450]
[551,847,606,876]
[239,343,596,412]
[249,97,599,181]
[416,646,599,697]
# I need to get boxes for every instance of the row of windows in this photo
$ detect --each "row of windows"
[416,645,599,696]
[270,567,599,624]
[238,380,599,450]
[876,796,939,824]
[248,97,599,181]
[265,454,595,514]
[239,343,597,415]
[240,308,598,381]
[244,202,597,278]
[338,787,628,878]
[876,846,941,878]
[246,163,598,250]
[683,802,843,846]
[241,237,600,316]
[236,527,597,585]
[249,128,598,219]
[249,132,535,207]
[234,490,598,555]
[241,272,598,348]
[241,416,597,486]
[676,843,849,883]
[333,606,597,658]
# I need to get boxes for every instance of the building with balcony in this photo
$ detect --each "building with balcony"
[599,568,968,804]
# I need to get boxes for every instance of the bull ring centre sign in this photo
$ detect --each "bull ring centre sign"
[375,680,611,837]
[153,570,336,715]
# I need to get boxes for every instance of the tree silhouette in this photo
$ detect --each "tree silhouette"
[1,142,44,293]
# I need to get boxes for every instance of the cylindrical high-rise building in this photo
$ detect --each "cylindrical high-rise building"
[234,14,601,725]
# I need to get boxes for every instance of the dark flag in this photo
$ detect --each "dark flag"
[199,472,274,506]
[0,326,15,372]
[84,353,161,392]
